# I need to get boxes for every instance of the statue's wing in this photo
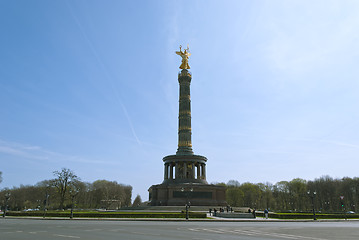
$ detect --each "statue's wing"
[175,51,182,56]
[188,53,191,57]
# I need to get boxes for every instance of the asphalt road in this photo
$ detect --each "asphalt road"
[0,219,358,240]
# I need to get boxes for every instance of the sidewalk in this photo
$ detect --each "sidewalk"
[207,213,359,222]
[3,215,359,222]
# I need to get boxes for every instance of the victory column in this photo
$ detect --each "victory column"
[148,46,226,206]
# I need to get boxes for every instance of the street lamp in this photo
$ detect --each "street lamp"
[181,187,193,220]
[69,188,79,219]
[43,192,50,218]
[340,196,347,220]
[307,190,317,220]
[3,192,11,218]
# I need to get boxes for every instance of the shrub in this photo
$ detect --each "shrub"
[7,211,206,219]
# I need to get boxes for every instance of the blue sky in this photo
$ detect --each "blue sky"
[1,0,359,201]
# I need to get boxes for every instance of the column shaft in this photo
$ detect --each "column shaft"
[191,163,195,179]
[177,70,193,154]
[175,163,178,179]
[203,164,206,179]
[170,164,173,179]
[184,162,187,179]
[201,164,204,179]
[164,164,168,179]
[197,163,201,179]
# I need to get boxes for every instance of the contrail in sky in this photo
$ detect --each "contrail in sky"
[65,1,141,145]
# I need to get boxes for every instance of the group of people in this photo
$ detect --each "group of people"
[248,208,256,218]
[209,206,233,216]
[209,207,269,219]
[249,208,269,218]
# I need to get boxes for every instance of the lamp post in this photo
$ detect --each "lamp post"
[3,192,11,218]
[340,196,347,220]
[181,187,193,220]
[43,192,50,218]
[69,188,79,219]
[307,190,317,220]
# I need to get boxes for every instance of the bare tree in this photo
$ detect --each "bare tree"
[0,171,2,184]
[52,168,79,209]
[89,180,132,209]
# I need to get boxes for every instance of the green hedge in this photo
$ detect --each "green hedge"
[7,211,206,219]
[268,213,359,219]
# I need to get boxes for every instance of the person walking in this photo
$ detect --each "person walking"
[264,209,269,219]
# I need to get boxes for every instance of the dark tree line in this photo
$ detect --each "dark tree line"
[2,170,358,213]
[225,176,359,213]
[0,168,133,211]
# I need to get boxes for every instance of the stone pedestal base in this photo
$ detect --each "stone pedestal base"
[148,183,226,206]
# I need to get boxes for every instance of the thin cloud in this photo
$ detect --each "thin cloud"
[0,139,118,165]
[65,1,141,145]
[263,2,359,74]
[0,140,49,160]
[119,101,141,145]
[321,140,359,149]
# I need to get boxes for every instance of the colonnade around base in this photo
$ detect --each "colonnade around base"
[164,162,206,180]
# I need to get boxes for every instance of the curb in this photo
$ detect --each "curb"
[2,216,359,222]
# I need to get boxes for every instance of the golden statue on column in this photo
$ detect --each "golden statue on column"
[176,45,191,69]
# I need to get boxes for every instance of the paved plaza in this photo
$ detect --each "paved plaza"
[1,218,358,240]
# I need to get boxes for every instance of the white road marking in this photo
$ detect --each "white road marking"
[249,229,327,240]
[231,230,258,236]
[130,231,146,235]
[84,228,102,231]
[188,228,328,240]
[109,228,125,232]
[129,231,161,236]
[53,234,81,238]
[242,230,301,239]
[188,228,201,232]
[201,228,227,234]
